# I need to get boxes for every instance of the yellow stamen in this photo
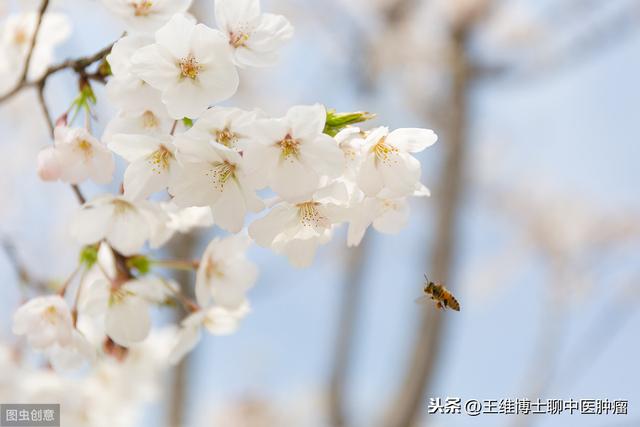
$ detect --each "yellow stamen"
[76,139,94,159]
[142,110,159,129]
[279,134,300,159]
[13,28,28,45]
[179,55,201,80]
[229,31,250,48]
[371,136,399,165]
[112,199,135,215]
[206,161,236,191]
[213,128,238,147]
[109,288,134,306]
[297,202,330,228]
[131,0,153,17]
[43,306,58,324]
[147,145,173,174]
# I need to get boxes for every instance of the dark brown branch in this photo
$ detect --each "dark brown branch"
[35,81,54,137]
[328,239,369,427]
[379,26,471,427]
[7,0,50,102]
[0,41,115,104]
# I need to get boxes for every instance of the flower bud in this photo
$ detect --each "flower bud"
[37,147,62,181]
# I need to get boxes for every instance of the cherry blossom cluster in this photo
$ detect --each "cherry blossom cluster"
[10,0,437,370]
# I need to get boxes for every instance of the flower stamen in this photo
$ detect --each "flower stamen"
[112,199,135,215]
[213,128,238,148]
[76,139,94,159]
[147,145,173,174]
[371,136,398,164]
[179,55,202,80]
[130,0,153,17]
[229,31,250,48]
[206,161,237,191]
[297,202,330,228]
[278,134,300,159]
[142,110,160,129]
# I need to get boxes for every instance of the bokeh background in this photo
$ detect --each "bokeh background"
[1,0,639,426]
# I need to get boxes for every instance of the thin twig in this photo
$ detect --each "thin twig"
[0,41,115,104]
[1,237,50,293]
[155,259,201,271]
[8,0,50,101]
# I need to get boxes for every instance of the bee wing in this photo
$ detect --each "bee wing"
[414,295,431,305]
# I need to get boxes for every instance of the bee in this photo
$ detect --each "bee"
[415,275,460,311]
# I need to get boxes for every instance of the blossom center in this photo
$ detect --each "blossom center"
[130,0,153,16]
[278,134,300,159]
[206,161,237,191]
[297,202,330,228]
[142,110,160,129]
[147,145,173,174]
[229,31,250,48]
[112,199,135,215]
[179,55,201,80]
[204,259,224,280]
[76,139,94,159]
[43,306,59,324]
[371,136,398,164]
[13,28,29,45]
[109,288,133,305]
[213,128,238,147]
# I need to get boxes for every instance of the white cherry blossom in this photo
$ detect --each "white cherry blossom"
[243,104,345,201]
[150,202,214,247]
[170,135,263,233]
[215,0,294,68]
[183,106,260,151]
[103,106,172,143]
[346,184,429,247]
[131,14,239,119]
[81,278,157,347]
[108,134,177,200]
[0,12,71,85]
[357,127,437,197]
[37,126,114,185]
[101,0,193,33]
[12,296,73,350]
[106,34,164,112]
[249,182,349,267]
[46,330,95,372]
[69,195,168,256]
[195,235,258,309]
[335,126,366,180]
[169,303,250,364]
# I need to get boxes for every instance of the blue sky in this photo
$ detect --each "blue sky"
[1,1,639,427]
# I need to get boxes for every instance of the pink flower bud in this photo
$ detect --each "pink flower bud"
[37,147,62,181]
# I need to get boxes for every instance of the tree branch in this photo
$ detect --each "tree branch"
[16,0,50,95]
[1,237,50,293]
[379,25,472,427]
[0,41,115,104]
[328,239,369,427]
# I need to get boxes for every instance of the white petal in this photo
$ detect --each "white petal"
[287,104,326,140]
[169,324,201,364]
[70,202,115,245]
[105,296,151,346]
[387,128,438,152]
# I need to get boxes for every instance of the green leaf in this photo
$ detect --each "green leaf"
[182,117,193,128]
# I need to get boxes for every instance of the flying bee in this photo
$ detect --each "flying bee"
[415,275,460,311]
